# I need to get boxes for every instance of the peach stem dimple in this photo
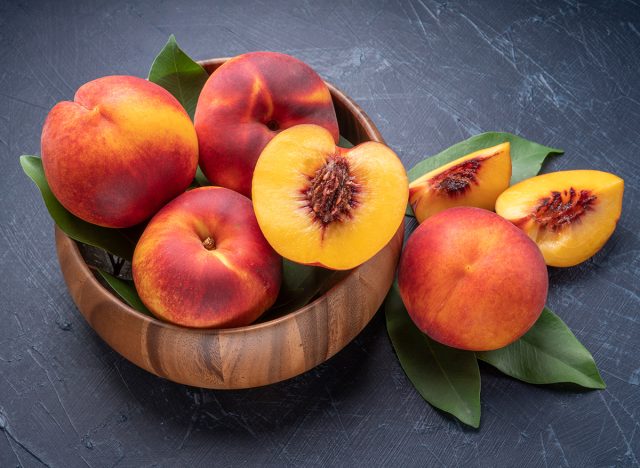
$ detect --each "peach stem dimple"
[266,119,279,131]
[202,236,216,250]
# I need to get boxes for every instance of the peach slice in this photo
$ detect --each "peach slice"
[252,124,408,270]
[495,170,624,267]
[409,143,511,223]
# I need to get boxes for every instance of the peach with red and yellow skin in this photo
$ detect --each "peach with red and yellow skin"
[41,75,198,228]
[398,207,548,351]
[132,186,282,329]
[194,51,339,198]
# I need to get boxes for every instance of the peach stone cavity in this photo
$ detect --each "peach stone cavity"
[304,154,360,228]
[529,188,597,232]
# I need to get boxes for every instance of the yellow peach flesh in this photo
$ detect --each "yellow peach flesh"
[252,124,408,270]
[496,170,624,267]
[409,143,511,223]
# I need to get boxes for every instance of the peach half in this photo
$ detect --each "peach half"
[496,170,624,267]
[409,143,511,223]
[398,207,548,351]
[252,124,408,270]
[132,186,281,328]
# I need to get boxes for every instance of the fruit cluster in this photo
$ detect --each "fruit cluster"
[401,143,623,350]
[39,52,408,328]
[38,49,624,351]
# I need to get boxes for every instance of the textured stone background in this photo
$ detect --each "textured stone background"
[1,0,639,466]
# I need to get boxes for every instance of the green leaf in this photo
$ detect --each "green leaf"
[148,35,209,119]
[20,156,137,260]
[477,308,605,389]
[194,166,210,187]
[96,270,152,317]
[338,135,354,148]
[385,282,481,427]
[407,132,563,184]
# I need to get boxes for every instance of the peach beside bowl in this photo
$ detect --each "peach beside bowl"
[54,58,404,389]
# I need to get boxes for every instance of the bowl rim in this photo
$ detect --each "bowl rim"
[58,56,387,337]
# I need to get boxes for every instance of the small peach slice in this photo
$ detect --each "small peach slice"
[409,143,511,223]
[496,170,624,267]
[252,124,409,270]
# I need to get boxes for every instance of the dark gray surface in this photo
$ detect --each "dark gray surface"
[1,0,639,466]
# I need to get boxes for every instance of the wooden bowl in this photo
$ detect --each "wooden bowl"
[54,58,403,389]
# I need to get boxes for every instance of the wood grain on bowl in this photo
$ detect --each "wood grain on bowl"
[54,58,403,389]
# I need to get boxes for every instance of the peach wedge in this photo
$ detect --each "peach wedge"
[496,170,624,267]
[409,143,511,223]
[252,124,408,270]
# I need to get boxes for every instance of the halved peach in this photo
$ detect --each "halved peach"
[252,124,408,270]
[496,170,624,267]
[409,143,511,223]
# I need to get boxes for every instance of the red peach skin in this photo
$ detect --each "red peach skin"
[41,76,198,227]
[194,52,339,198]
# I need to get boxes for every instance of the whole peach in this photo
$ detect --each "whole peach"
[398,207,548,351]
[132,186,281,328]
[194,52,339,198]
[41,76,198,227]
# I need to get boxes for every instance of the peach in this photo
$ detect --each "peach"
[409,143,511,223]
[194,51,339,198]
[252,124,408,270]
[496,170,624,267]
[41,76,198,228]
[398,207,548,351]
[132,186,281,328]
